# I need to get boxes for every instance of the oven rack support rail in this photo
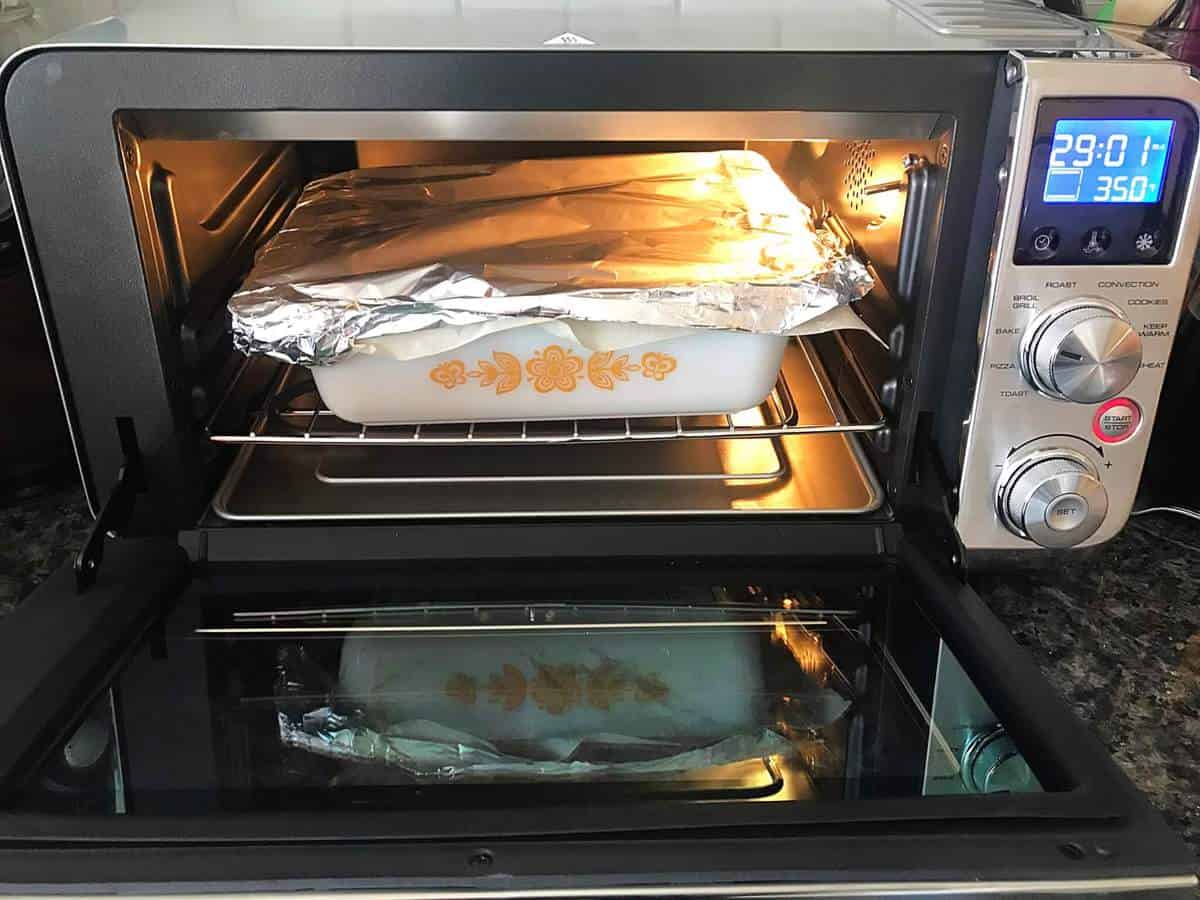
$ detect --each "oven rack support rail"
[206,336,886,448]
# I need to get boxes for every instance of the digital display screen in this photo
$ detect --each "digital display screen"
[1042,119,1174,204]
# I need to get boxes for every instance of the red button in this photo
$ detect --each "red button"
[1092,398,1141,444]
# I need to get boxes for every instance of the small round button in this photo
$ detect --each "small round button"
[1081,226,1112,258]
[1092,397,1142,444]
[1134,230,1163,257]
[1030,226,1059,260]
[1044,493,1089,532]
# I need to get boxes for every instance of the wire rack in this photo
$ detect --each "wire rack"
[196,604,836,635]
[207,337,885,448]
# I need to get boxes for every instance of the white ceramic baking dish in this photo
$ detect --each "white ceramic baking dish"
[310,320,788,425]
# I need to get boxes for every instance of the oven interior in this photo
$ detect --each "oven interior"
[109,123,950,532]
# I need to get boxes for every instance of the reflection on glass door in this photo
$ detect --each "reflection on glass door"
[14,574,1042,817]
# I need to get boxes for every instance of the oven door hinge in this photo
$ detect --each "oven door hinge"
[900,417,969,581]
[75,422,146,592]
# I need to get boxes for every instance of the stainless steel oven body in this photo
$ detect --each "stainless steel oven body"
[0,1,1197,896]
[955,57,1200,553]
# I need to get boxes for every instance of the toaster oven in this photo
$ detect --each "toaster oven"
[1,2,1197,896]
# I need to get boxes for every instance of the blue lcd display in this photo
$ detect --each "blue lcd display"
[1043,119,1174,204]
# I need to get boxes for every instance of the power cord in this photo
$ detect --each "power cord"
[1131,505,1200,522]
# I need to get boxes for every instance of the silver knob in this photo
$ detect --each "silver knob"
[1019,300,1142,404]
[996,448,1108,548]
[961,725,1036,794]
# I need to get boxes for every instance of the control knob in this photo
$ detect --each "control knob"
[1019,300,1142,404]
[961,725,1036,794]
[996,448,1108,548]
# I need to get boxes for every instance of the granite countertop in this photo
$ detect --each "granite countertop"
[973,511,1200,856]
[1,479,1197,857]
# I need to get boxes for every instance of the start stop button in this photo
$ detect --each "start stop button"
[1093,397,1141,444]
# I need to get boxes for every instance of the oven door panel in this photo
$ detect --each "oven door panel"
[0,538,189,791]
[0,539,1192,895]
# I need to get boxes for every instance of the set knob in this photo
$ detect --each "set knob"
[961,725,1036,794]
[996,448,1108,548]
[1019,299,1142,404]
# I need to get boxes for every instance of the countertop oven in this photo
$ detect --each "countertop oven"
[0,1,1197,896]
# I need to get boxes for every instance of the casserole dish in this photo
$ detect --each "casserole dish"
[311,323,788,424]
[229,150,869,424]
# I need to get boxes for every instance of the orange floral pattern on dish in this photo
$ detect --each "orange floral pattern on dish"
[486,663,527,711]
[526,345,584,393]
[428,346,678,394]
[585,659,630,710]
[444,672,477,706]
[472,350,522,395]
[639,351,678,382]
[442,661,668,717]
[429,359,468,390]
[586,350,636,391]
[634,673,671,703]
[530,663,583,715]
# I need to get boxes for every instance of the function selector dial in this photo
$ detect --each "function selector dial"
[1019,299,1142,404]
[996,448,1108,548]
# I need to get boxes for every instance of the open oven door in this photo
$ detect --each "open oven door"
[0,534,1194,899]
[0,539,189,792]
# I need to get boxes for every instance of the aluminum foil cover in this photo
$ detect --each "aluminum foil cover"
[230,150,875,366]
[279,710,795,783]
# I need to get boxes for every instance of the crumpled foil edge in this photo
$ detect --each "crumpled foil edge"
[278,708,795,782]
[232,252,873,367]
[230,148,877,367]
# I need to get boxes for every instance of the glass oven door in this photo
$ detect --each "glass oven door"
[0,542,1193,898]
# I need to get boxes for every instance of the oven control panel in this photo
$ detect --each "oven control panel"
[1013,98,1196,267]
[955,58,1200,552]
